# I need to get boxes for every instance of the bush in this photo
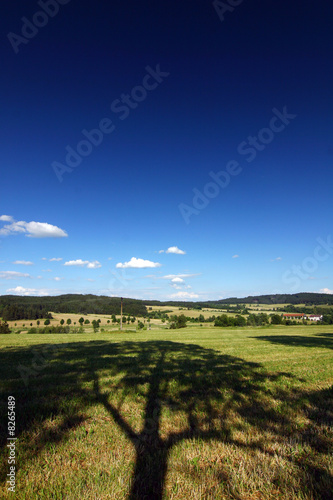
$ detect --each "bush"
[0,321,11,334]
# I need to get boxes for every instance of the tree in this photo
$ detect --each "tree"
[79,317,84,326]
[66,318,72,326]
[60,319,65,325]
[92,320,99,333]
[170,314,187,329]
[270,314,282,325]
[44,319,50,326]
[0,321,11,334]
[37,320,40,327]
[84,319,90,324]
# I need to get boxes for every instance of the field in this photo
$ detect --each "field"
[0,325,332,499]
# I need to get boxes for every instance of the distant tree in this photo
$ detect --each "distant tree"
[92,320,99,332]
[66,318,71,326]
[79,317,84,326]
[37,320,40,327]
[44,319,50,326]
[270,314,282,325]
[170,314,187,329]
[0,321,11,334]
[84,319,90,324]
[60,319,65,325]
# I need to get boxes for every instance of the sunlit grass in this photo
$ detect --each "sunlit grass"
[0,325,332,499]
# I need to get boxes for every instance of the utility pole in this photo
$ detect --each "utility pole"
[120,297,123,330]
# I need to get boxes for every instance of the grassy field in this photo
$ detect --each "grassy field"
[0,325,332,499]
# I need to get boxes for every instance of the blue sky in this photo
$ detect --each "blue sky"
[1,1,333,301]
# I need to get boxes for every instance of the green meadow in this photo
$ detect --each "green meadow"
[0,325,332,499]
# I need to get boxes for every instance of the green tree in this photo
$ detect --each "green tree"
[270,314,282,325]
[92,320,99,333]
[79,317,84,326]
[0,321,11,334]
[60,319,65,326]
[66,318,72,326]
[44,319,50,326]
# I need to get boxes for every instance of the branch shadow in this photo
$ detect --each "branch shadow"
[0,339,332,499]
[251,332,333,350]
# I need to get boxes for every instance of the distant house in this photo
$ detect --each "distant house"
[283,313,304,319]
[307,315,323,322]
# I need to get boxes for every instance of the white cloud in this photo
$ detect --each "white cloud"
[165,246,186,255]
[232,254,239,259]
[6,286,48,296]
[0,271,31,279]
[116,257,161,269]
[169,291,199,299]
[162,273,199,279]
[49,257,63,262]
[271,257,282,262]
[0,215,14,222]
[319,288,333,294]
[0,217,67,238]
[171,277,184,283]
[158,250,165,254]
[12,260,34,266]
[54,277,63,281]
[64,259,102,269]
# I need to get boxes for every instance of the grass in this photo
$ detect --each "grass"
[0,325,332,499]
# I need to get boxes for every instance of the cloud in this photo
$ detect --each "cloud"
[54,277,63,281]
[162,273,199,279]
[0,217,68,238]
[0,215,14,222]
[6,286,49,296]
[116,257,161,269]
[271,257,282,261]
[169,291,199,299]
[0,271,31,279]
[12,260,34,265]
[319,288,333,294]
[64,259,102,269]
[171,277,184,283]
[49,257,63,262]
[232,255,239,259]
[166,246,186,255]
[158,250,165,254]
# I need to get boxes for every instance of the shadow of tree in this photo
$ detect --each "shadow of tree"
[0,339,332,499]
[251,332,333,350]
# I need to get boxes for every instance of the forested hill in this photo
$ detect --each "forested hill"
[0,294,147,321]
[1,292,332,322]
[208,293,333,306]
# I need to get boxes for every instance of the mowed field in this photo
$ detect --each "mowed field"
[0,325,332,499]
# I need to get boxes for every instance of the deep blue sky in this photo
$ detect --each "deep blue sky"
[0,1,332,300]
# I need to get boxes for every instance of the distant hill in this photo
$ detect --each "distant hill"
[0,292,332,321]
[207,293,333,306]
[0,294,147,321]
